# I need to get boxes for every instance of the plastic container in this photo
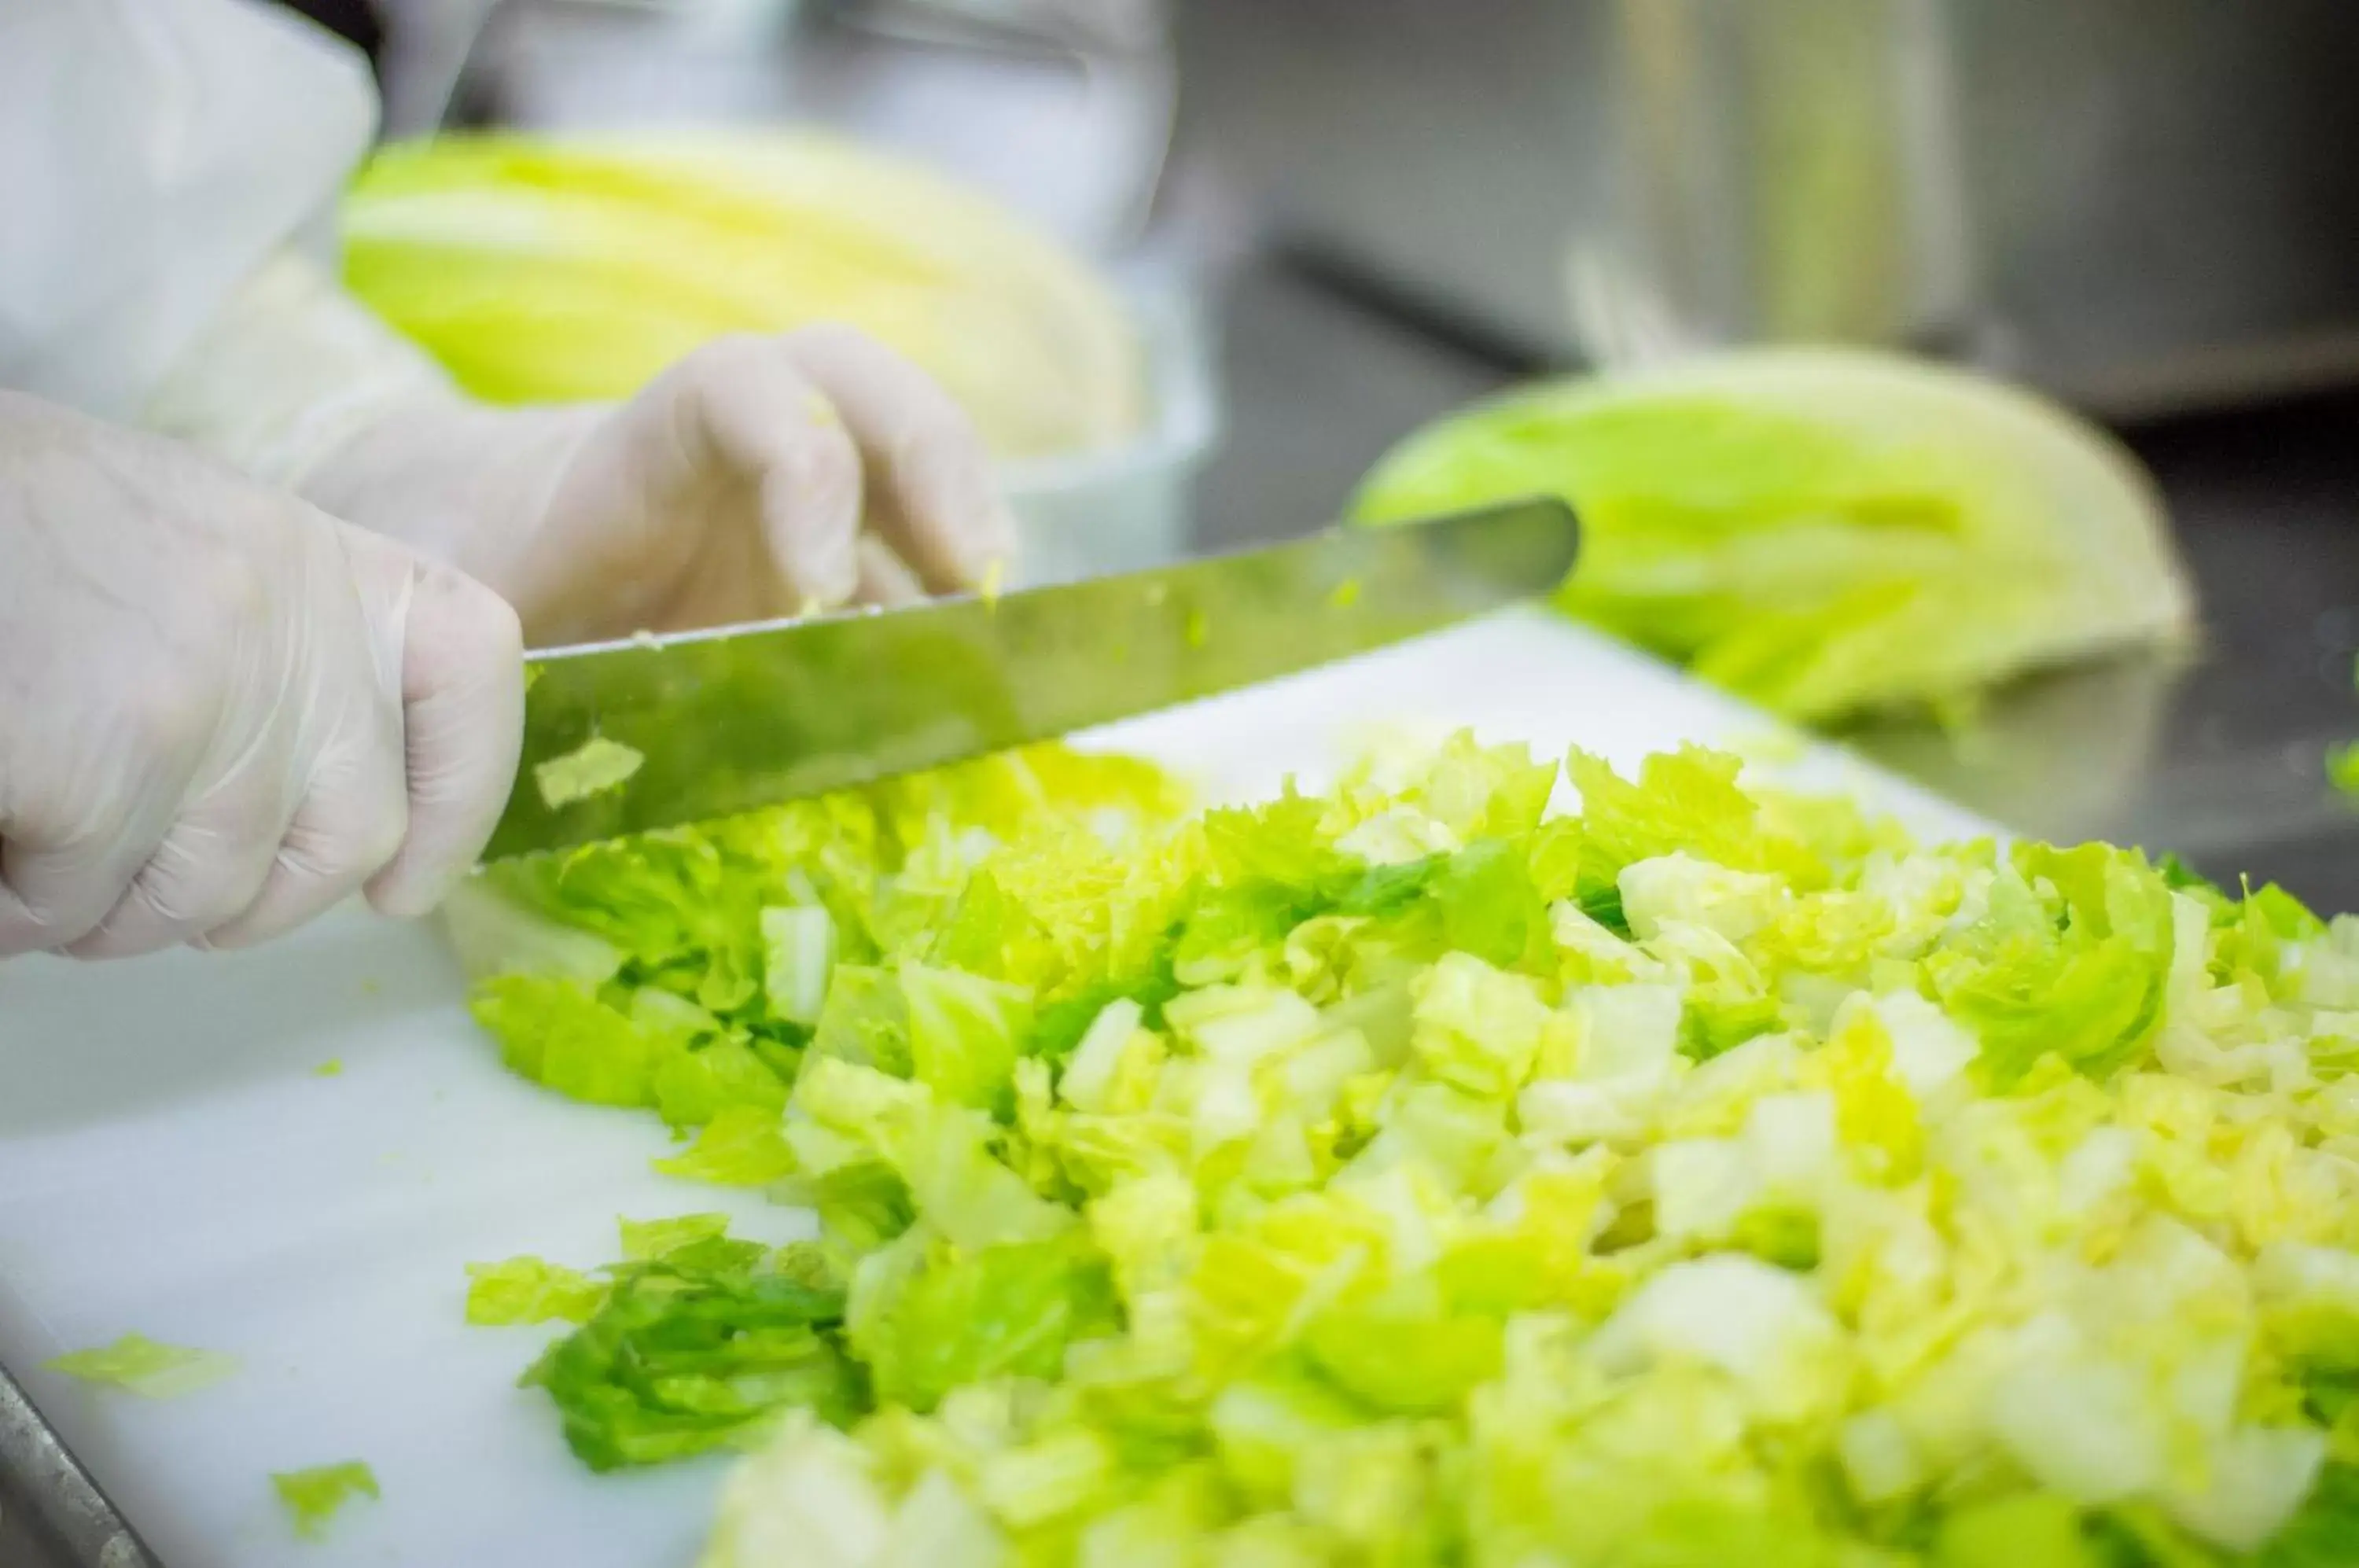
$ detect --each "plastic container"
[997,274,1222,588]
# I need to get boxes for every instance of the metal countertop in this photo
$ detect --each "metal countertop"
[1190,254,2359,911]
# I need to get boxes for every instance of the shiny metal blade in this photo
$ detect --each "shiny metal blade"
[484,496,1578,860]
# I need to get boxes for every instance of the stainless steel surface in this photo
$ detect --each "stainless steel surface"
[0,1360,157,1568]
[373,0,506,138]
[434,0,1176,254]
[1173,0,1614,362]
[1945,0,2359,416]
[1174,0,2359,418]
[1573,0,1977,364]
[489,499,1581,859]
[1845,396,2359,896]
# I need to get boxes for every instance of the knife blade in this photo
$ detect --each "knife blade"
[483,495,1579,861]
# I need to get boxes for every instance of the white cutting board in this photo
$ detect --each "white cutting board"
[0,610,1991,1568]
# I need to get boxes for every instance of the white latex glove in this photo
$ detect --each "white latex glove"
[146,257,1018,647]
[300,327,1018,646]
[0,392,523,960]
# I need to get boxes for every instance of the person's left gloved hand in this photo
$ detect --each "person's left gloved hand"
[0,390,523,961]
[145,256,1018,647]
[298,326,1018,647]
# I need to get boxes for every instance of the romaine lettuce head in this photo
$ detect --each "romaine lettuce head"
[341,131,1144,459]
[1354,350,2195,722]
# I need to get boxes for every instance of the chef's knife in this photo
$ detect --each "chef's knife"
[484,496,1579,862]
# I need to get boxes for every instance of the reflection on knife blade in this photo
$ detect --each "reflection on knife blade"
[482,497,1579,862]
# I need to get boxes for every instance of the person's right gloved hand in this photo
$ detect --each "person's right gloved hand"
[0,392,524,960]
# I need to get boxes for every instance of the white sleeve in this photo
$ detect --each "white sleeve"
[143,247,459,491]
[0,0,381,422]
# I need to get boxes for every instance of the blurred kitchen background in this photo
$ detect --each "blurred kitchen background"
[293,0,2359,902]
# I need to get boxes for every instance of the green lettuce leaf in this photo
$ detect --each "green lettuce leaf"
[654,1106,799,1187]
[1927,842,2176,1088]
[42,1334,237,1399]
[465,1257,608,1326]
[270,1461,380,1540]
[535,736,645,808]
[848,1231,1118,1412]
[342,130,1146,461]
[1353,349,2193,722]
[524,1239,865,1470]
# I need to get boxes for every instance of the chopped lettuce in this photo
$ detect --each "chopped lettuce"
[2256,1462,2359,1566]
[522,1231,864,1471]
[619,1212,735,1261]
[42,1334,237,1399]
[2332,660,2359,802]
[656,1105,800,1187]
[1353,349,2195,722]
[465,1257,607,1327]
[449,733,2359,1566]
[271,1462,379,1540]
[762,905,837,1028]
[535,736,645,809]
[849,1231,1117,1413]
[2331,743,2359,801]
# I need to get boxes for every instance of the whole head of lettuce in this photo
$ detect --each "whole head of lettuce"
[340,131,1146,462]
[1352,349,2196,724]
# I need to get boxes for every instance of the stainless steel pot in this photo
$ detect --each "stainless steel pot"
[1176,0,2359,420]
[375,0,1177,255]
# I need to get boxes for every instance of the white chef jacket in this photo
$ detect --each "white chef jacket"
[0,0,377,423]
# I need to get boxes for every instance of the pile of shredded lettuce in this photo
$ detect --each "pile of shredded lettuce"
[455,738,2359,1566]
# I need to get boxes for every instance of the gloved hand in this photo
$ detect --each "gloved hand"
[0,392,523,960]
[146,256,1017,646]
[291,331,1011,647]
